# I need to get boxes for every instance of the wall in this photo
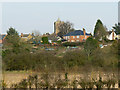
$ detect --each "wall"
[63,35,90,42]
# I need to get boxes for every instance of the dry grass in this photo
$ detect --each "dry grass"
[1,70,119,88]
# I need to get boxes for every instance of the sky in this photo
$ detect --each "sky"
[119,1,120,22]
[1,2,118,34]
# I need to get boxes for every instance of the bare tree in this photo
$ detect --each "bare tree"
[58,21,74,37]
[32,30,42,44]
[32,30,41,36]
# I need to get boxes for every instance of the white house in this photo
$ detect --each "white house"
[107,29,117,40]
[115,34,120,40]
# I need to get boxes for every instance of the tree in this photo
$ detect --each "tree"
[5,27,21,53]
[5,27,31,54]
[62,50,87,71]
[33,36,42,44]
[31,30,42,44]
[113,23,120,34]
[6,27,20,45]
[42,37,49,44]
[84,37,99,60]
[32,30,41,36]
[94,19,107,41]
[58,21,74,37]
[7,27,18,35]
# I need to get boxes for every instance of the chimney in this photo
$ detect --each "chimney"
[112,29,114,40]
[32,33,34,36]
[21,33,23,37]
[83,28,86,36]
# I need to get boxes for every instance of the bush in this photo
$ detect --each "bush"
[3,52,32,71]
[62,50,87,69]
[3,50,64,71]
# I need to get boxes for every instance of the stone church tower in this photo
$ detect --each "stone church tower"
[54,18,64,35]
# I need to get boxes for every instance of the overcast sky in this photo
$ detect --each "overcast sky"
[118,1,120,22]
[2,2,118,34]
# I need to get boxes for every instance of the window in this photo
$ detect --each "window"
[76,40,79,42]
[73,36,75,38]
[77,36,79,38]
[66,36,68,40]
[68,36,70,39]
[64,36,66,39]
[83,39,85,41]
[71,40,75,42]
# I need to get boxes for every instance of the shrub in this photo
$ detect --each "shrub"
[42,37,49,44]
[62,50,87,69]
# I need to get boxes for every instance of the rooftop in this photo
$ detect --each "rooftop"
[0,34,7,40]
[64,30,91,36]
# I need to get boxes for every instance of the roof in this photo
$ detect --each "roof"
[64,30,91,36]
[21,34,29,37]
[107,30,117,35]
[0,34,7,40]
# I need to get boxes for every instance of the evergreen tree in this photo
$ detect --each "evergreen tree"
[94,19,107,41]
[58,21,74,37]
[6,27,20,45]
[6,27,20,53]
[113,23,120,34]
[7,27,18,36]
[84,37,99,60]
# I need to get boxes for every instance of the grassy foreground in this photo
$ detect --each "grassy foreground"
[1,70,119,89]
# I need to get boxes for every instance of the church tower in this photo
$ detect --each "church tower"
[54,18,64,35]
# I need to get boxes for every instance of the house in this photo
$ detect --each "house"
[0,39,2,44]
[43,33,50,36]
[115,34,120,40]
[20,33,33,42]
[0,34,7,44]
[63,28,91,42]
[106,29,117,40]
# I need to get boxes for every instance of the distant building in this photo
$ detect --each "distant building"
[107,29,117,40]
[20,33,33,42]
[116,34,120,40]
[54,18,64,35]
[0,34,7,44]
[43,33,50,36]
[63,28,91,42]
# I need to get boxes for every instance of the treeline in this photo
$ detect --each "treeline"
[2,40,118,72]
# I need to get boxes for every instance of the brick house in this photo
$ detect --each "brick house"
[63,28,91,42]
[0,34,7,44]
